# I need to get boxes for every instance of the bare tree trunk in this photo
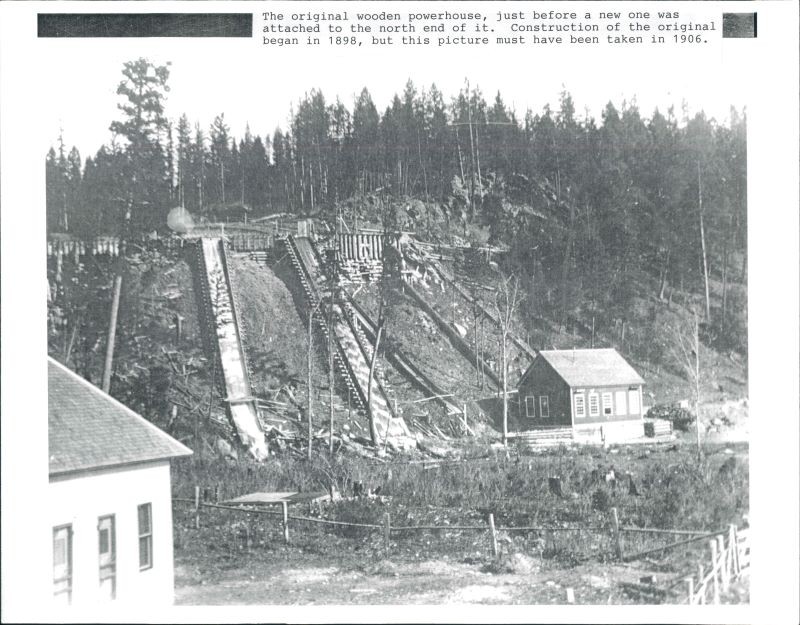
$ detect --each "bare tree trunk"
[367,315,383,446]
[474,306,480,387]
[102,274,123,393]
[328,291,336,454]
[693,310,701,459]
[722,214,732,331]
[698,163,711,320]
[307,303,318,460]
[455,127,465,190]
[494,273,520,446]
[658,248,671,300]
[560,199,575,329]
[501,327,508,446]
[474,116,483,198]
[466,92,476,218]
[101,202,131,393]
[417,129,429,202]
[220,161,225,205]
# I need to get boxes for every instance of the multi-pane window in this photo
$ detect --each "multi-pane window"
[628,388,641,414]
[588,393,600,417]
[615,390,627,415]
[539,396,550,418]
[53,525,72,604]
[574,394,586,418]
[98,515,116,600]
[525,396,536,418]
[602,393,613,416]
[138,503,153,570]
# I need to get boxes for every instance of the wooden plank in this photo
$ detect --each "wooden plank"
[194,486,201,529]
[620,527,711,536]
[489,513,498,557]
[718,535,729,592]
[622,530,722,562]
[282,502,290,544]
[710,540,720,604]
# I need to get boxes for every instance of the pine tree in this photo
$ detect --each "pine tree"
[109,58,172,232]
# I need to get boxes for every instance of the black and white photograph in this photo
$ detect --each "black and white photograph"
[1,1,798,622]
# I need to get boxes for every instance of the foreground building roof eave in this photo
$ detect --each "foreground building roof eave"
[48,357,192,477]
[49,456,177,480]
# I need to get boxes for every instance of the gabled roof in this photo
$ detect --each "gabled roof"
[49,358,192,477]
[531,348,645,388]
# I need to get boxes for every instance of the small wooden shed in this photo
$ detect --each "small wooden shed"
[515,348,645,442]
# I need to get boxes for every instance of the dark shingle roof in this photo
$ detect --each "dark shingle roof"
[49,358,192,477]
[536,348,645,388]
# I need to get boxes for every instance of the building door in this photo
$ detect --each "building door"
[53,525,72,604]
[628,389,641,415]
[98,515,116,600]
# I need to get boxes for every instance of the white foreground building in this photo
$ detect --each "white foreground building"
[48,358,192,607]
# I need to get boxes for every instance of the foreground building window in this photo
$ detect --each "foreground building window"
[53,525,72,604]
[98,515,116,600]
[138,503,153,570]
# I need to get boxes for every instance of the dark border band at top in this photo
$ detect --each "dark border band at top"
[38,13,253,38]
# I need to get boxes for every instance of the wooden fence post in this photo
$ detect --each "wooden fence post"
[717,535,729,592]
[684,576,694,604]
[384,513,391,555]
[282,502,290,544]
[488,513,498,557]
[610,508,622,560]
[194,486,201,530]
[697,563,705,604]
[710,540,720,604]
[730,525,740,575]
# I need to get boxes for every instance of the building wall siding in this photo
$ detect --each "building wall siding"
[47,461,176,607]
[570,384,644,425]
[516,358,573,430]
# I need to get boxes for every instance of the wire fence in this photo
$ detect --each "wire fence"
[173,492,731,572]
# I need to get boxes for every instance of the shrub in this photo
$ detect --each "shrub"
[591,488,610,512]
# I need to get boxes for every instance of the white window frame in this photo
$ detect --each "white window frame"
[588,392,600,417]
[602,392,613,416]
[98,514,116,600]
[138,503,153,571]
[53,524,72,604]
[525,396,536,418]
[628,388,641,414]
[615,390,627,416]
[574,393,586,418]
[539,396,550,419]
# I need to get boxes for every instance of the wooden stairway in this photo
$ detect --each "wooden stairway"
[284,236,414,449]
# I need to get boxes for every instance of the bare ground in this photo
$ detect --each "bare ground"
[176,549,657,605]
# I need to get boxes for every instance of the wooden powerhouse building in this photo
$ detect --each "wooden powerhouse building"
[515,348,646,443]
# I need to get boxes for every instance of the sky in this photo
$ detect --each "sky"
[35,7,751,161]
